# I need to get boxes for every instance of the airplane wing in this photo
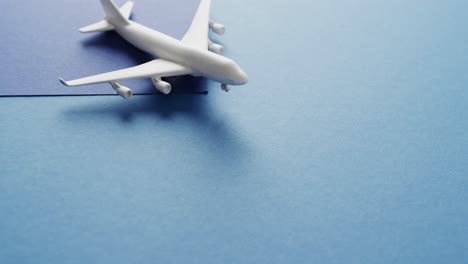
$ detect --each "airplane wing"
[60,59,192,87]
[181,0,211,50]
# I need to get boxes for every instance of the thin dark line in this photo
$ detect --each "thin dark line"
[0,91,209,98]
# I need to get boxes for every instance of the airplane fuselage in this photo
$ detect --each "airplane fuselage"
[115,21,247,85]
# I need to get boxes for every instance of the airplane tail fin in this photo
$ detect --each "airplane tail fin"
[79,0,134,33]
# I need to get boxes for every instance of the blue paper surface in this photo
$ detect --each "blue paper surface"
[0,0,205,96]
[1,0,468,263]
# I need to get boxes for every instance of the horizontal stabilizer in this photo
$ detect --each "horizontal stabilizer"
[100,0,130,27]
[79,20,115,33]
[79,0,134,33]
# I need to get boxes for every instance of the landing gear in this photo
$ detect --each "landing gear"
[221,83,230,92]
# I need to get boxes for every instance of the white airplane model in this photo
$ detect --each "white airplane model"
[59,0,248,99]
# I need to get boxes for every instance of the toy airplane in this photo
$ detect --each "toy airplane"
[59,0,248,99]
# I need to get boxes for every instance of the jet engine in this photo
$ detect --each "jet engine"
[152,77,172,94]
[208,40,224,55]
[209,20,225,35]
[111,82,133,99]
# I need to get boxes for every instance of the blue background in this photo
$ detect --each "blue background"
[1,0,468,263]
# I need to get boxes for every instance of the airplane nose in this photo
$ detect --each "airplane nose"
[237,69,249,85]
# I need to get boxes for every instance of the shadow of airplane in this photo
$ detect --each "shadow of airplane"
[63,94,252,165]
